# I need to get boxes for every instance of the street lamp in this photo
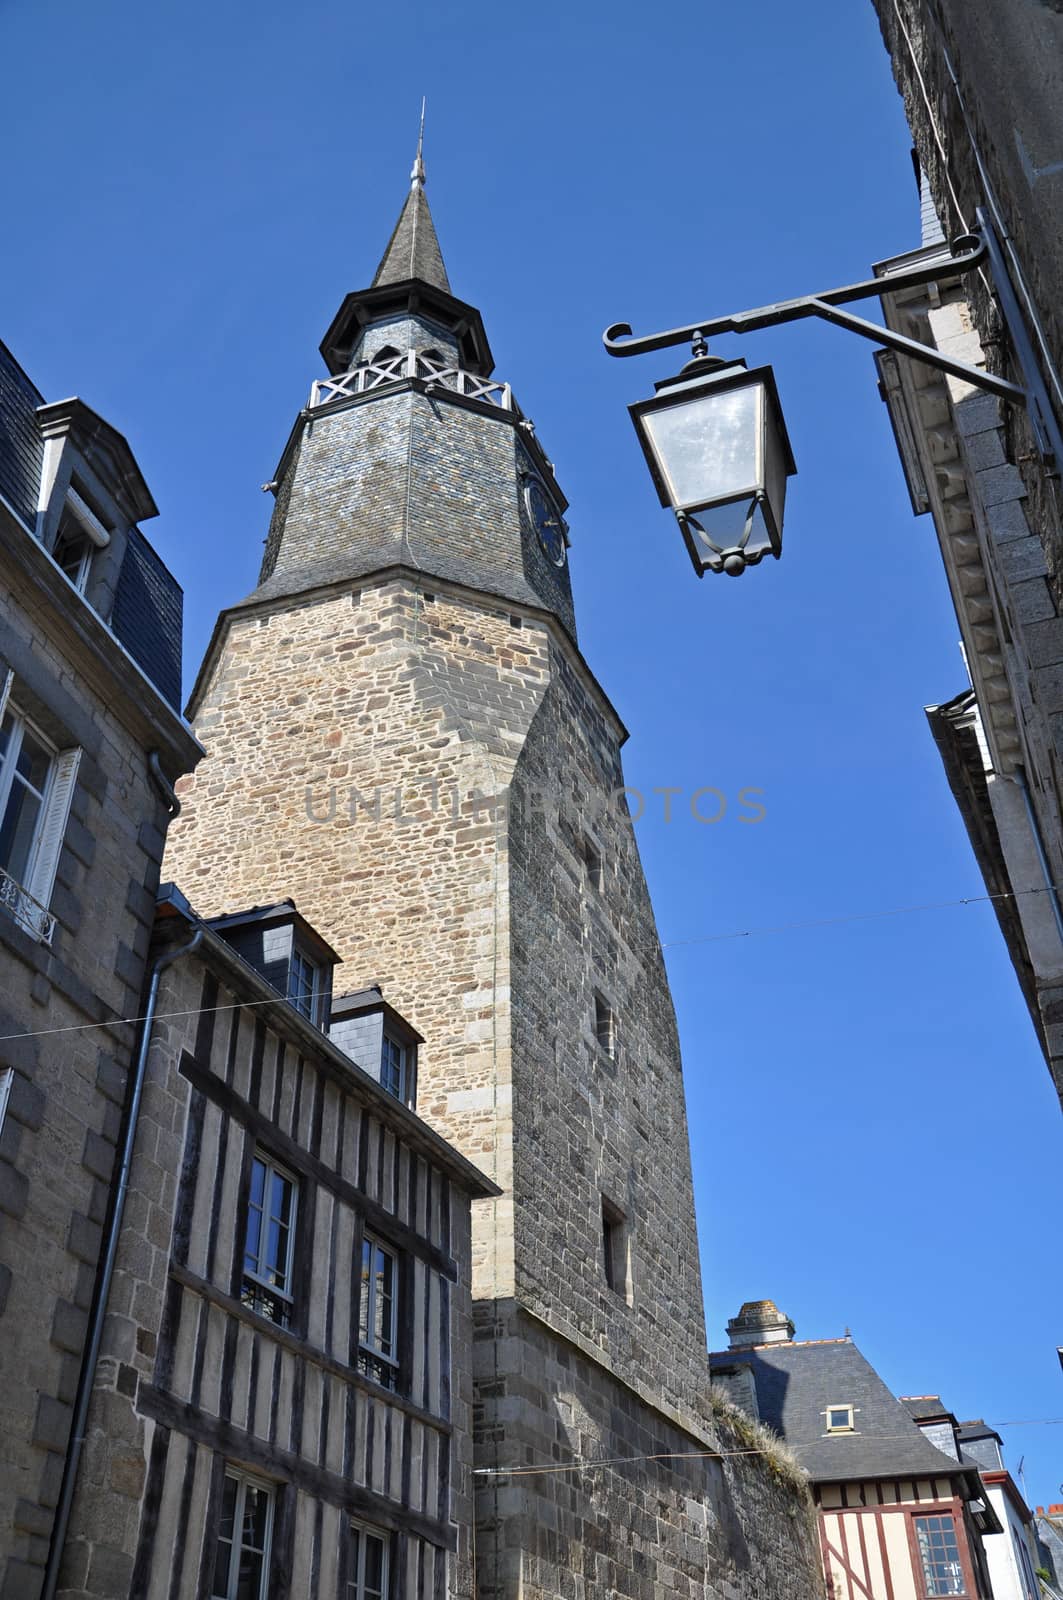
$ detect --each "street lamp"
[606,220,1061,580]
[629,353,796,577]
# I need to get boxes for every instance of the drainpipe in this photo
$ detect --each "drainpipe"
[41,925,203,1600]
[147,750,182,819]
[1010,769,1063,949]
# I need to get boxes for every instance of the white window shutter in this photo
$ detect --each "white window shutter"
[0,669,12,721]
[27,746,81,921]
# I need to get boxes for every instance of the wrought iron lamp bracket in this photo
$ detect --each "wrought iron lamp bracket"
[603,228,1042,419]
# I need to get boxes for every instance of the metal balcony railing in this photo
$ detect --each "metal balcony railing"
[309,350,515,415]
[0,865,56,944]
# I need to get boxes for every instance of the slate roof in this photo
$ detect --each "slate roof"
[372,178,450,293]
[710,1338,970,1483]
[0,339,45,530]
[900,1395,954,1423]
[0,338,184,711]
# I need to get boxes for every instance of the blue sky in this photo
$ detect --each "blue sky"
[3,0,1060,1503]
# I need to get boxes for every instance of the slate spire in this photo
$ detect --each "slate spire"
[371,103,451,293]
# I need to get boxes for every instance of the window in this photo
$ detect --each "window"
[358,1235,398,1390]
[347,1522,389,1600]
[242,1153,297,1328]
[582,836,604,892]
[914,1514,966,1597]
[0,1069,12,1137]
[52,507,94,592]
[49,488,109,597]
[594,993,616,1058]
[287,947,319,1022]
[211,1470,273,1600]
[601,1198,629,1299]
[0,710,54,889]
[380,1034,407,1101]
[0,692,79,943]
[826,1404,855,1432]
[1013,1529,1039,1600]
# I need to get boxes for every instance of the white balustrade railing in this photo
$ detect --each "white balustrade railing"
[309,352,516,415]
[0,865,56,944]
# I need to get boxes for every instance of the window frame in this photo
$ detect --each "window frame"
[357,1232,400,1391]
[49,487,110,597]
[0,1069,12,1138]
[346,1520,390,1600]
[52,508,94,593]
[210,1468,274,1600]
[380,1032,407,1102]
[0,702,56,887]
[911,1511,969,1600]
[0,691,79,943]
[287,944,321,1023]
[241,1150,299,1329]
[825,1403,855,1433]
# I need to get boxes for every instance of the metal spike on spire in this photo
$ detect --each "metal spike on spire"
[411,98,426,189]
[372,101,451,292]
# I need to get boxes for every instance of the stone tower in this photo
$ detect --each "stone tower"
[166,146,818,1599]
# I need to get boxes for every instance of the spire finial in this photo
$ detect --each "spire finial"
[411,98,426,189]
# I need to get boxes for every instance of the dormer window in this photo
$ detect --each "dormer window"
[287,945,321,1021]
[208,901,339,1032]
[48,486,111,600]
[329,988,422,1108]
[52,509,94,592]
[381,1033,407,1100]
[826,1404,855,1433]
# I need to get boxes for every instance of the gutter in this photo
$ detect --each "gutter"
[40,927,203,1600]
[1011,769,1063,951]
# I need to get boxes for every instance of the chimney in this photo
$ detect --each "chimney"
[726,1299,795,1349]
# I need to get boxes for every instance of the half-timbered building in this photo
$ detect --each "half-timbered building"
[711,1302,1001,1600]
[902,1405,1042,1600]
[49,881,497,1600]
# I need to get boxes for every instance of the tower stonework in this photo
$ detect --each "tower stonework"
[165,158,820,1600]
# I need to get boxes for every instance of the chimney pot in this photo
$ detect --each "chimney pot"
[726,1299,795,1349]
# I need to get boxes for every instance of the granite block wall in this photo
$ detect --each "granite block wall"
[0,518,191,1600]
[164,574,822,1598]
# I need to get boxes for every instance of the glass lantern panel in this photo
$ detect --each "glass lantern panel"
[643,384,762,510]
[685,496,775,572]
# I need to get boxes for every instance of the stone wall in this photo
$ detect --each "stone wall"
[871,0,1063,593]
[473,1303,820,1600]
[0,507,194,1600]
[165,572,822,1596]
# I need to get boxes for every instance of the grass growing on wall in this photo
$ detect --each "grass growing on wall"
[707,1384,810,1496]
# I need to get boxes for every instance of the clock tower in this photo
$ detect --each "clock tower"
[165,142,818,1600]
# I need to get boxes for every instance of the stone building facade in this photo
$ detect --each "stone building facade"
[870,1,1063,1108]
[50,884,496,1600]
[0,338,201,1600]
[164,156,823,1596]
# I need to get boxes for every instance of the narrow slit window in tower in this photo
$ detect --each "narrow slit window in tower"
[594,993,615,1058]
[601,1197,629,1300]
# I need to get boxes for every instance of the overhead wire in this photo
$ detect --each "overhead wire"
[474,1420,1063,1478]
[1,880,1056,1044]
[660,883,1058,949]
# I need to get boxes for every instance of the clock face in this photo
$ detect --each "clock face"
[524,477,567,567]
